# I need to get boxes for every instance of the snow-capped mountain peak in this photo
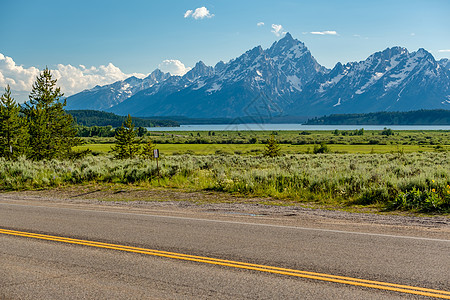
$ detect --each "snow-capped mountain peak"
[65,69,169,110]
[267,32,306,59]
[267,32,327,91]
[67,34,450,118]
[183,61,214,82]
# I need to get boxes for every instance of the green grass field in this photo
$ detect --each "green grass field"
[79,129,450,147]
[75,143,444,155]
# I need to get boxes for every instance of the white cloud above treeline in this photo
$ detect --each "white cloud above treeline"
[158,59,191,76]
[184,7,214,19]
[257,22,264,27]
[0,53,146,103]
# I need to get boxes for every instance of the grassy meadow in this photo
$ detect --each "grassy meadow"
[1,129,449,213]
[76,129,450,155]
[74,143,444,156]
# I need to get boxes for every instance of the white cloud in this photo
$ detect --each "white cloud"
[438,49,450,53]
[52,63,146,96]
[310,30,338,35]
[257,22,264,27]
[158,59,191,76]
[410,33,416,36]
[271,24,286,37]
[0,53,146,103]
[0,53,40,94]
[184,7,214,20]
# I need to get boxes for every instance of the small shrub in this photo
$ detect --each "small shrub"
[386,188,446,212]
[313,142,330,154]
[264,135,281,157]
[215,150,231,155]
[381,128,394,136]
[356,188,390,205]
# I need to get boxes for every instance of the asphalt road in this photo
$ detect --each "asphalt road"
[0,198,449,299]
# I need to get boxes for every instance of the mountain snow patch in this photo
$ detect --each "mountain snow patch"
[442,95,450,105]
[318,74,345,93]
[120,83,131,91]
[206,83,222,93]
[387,55,402,71]
[291,44,306,58]
[386,56,419,88]
[355,72,384,94]
[193,81,206,90]
[333,98,341,107]
[287,75,302,91]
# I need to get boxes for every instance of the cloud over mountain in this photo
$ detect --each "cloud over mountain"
[158,60,191,76]
[271,24,285,37]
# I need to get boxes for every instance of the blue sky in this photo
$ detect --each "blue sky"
[1,0,449,101]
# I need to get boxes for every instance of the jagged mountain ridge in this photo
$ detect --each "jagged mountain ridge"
[107,33,327,117]
[65,69,170,111]
[293,47,450,115]
[66,33,450,117]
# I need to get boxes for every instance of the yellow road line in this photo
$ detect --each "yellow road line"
[1,228,449,299]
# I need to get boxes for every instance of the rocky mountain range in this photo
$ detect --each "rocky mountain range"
[66,69,170,111]
[66,33,450,118]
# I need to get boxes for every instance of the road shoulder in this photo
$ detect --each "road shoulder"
[1,186,449,241]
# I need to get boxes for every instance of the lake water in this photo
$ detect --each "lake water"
[147,124,450,131]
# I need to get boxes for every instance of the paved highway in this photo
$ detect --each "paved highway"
[0,198,449,299]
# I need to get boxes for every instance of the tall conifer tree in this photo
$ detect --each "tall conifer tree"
[0,85,27,159]
[23,68,80,160]
[111,114,141,159]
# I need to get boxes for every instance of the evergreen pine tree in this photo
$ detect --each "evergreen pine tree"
[111,114,141,159]
[263,134,281,157]
[141,139,156,159]
[0,85,27,159]
[23,68,80,160]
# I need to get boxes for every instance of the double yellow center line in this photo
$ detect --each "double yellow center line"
[1,228,449,299]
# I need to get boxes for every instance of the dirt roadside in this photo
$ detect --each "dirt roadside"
[1,185,449,240]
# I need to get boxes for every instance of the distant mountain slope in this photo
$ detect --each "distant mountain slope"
[292,47,450,115]
[305,109,450,125]
[66,33,450,118]
[65,69,169,110]
[108,33,328,117]
[439,58,450,70]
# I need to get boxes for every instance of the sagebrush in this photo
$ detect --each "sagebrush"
[1,152,448,212]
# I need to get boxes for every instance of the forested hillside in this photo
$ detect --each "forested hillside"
[68,110,179,127]
[305,110,450,125]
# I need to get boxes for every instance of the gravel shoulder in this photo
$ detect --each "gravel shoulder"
[1,185,449,240]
